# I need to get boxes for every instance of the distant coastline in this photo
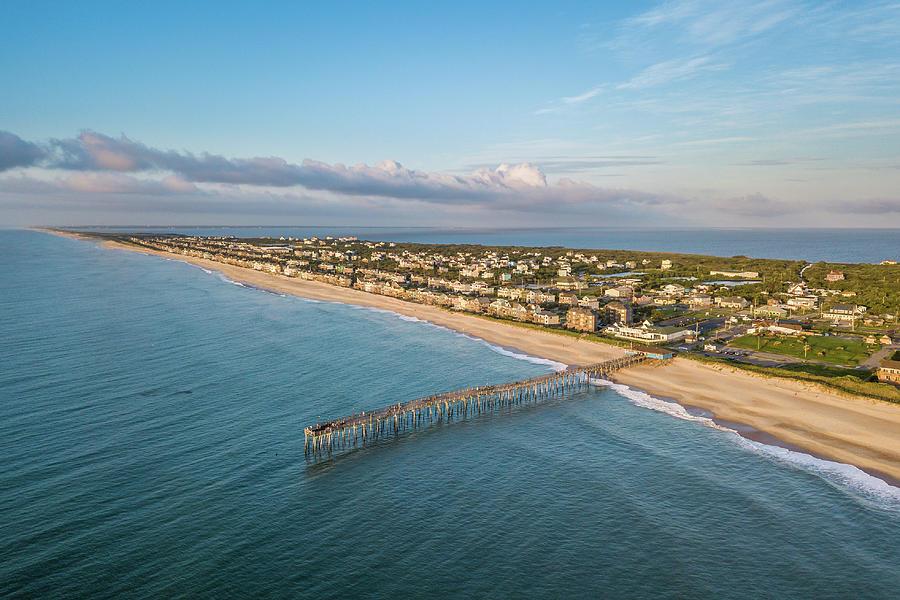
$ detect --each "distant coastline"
[35,227,900,486]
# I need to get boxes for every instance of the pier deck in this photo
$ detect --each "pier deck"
[304,353,648,457]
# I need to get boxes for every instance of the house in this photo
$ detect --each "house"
[881,335,895,345]
[687,294,713,307]
[577,296,600,310]
[558,292,578,305]
[605,301,633,325]
[877,359,900,384]
[787,283,807,296]
[661,259,672,270]
[625,345,674,360]
[787,296,818,310]
[566,307,597,332]
[662,283,685,296]
[605,285,633,298]
[533,310,560,326]
[555,277,587,291]
[826,270,845,282]
[717,296,749,310]
[823,303,856,325]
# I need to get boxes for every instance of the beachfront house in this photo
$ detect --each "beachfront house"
[877,359,900,384]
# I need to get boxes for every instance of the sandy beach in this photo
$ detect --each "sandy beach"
[38,229,900,483]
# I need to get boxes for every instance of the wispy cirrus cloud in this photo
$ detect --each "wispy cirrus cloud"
[624,0,799,48]
[562,86,605,104]
[616,55,726,90]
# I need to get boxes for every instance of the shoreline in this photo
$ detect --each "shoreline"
[34,228,900,486]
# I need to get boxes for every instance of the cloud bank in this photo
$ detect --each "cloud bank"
[0,130,673,213]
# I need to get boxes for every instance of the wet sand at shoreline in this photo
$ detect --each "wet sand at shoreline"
[37,228,900,483]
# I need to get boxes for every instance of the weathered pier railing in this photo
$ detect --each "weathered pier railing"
[304,353,646,458]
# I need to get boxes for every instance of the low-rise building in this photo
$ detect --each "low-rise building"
[823,303,857,325]
[577,296,600,310]
[605,285,633,299]
[787,296,818,309]
[687,294,713,307]
[755,305,789,318]
[877,359,900,384]
[826,270,845,282]
[533,310,561,326]
[606,321,690,343]
[662,283,685,296]
[558,292,578,305]
[717,296,749,310]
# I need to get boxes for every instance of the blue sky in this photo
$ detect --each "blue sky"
[1,0,899,226]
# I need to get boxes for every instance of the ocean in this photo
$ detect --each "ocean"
[2,229,899,599]
[70,226,899,263]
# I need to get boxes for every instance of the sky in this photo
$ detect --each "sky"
[1,0,899,227]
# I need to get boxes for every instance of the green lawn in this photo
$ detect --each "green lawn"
[731,334,871,366]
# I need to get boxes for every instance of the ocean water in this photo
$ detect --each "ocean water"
[70,226,900,263]
[2,229,899,599]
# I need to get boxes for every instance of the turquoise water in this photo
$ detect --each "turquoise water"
[2,229,899,599]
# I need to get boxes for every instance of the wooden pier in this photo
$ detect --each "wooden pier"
[304,353,647,458]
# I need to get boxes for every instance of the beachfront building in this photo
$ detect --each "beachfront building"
[826,270,845,282]
[606,320,690,343]
[661,259,672,270]
[605,301,633,325]
[533,310,561,326]
[566,307,597,332]
[877,359,900,384]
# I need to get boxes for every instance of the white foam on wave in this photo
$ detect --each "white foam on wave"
[343,305,569,371]
[590,378,900,507]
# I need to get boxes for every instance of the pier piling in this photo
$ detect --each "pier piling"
[303,354,647,459]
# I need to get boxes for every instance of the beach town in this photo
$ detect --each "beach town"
[48,229,900,483]
[120,232,900,382]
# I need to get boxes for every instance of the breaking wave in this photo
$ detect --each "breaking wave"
[590,378,900,507]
